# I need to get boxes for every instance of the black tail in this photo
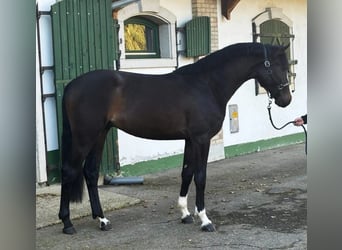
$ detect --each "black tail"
[61,91,84,202]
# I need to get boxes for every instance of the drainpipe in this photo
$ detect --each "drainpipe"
[104,175,144,185]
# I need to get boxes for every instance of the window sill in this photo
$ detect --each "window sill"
[120,58,177,69]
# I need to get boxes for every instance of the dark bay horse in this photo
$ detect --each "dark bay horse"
[59,42,292,234]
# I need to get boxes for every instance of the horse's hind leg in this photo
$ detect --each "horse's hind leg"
[59,150,86,234]
[83,129,112,231]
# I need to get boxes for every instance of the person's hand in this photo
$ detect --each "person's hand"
[294,117,304,126]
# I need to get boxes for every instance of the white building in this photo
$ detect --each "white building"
[36,0,307,184]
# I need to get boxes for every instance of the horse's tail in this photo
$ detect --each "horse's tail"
[61,88,84,203]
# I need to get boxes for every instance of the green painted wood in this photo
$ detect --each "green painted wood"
[51,3,63,80]
[87,0,96,71]
[46,150,61,183]
[59,0,70,80]
[93,0,101,69]
[72,0,82,77]
[107,9,116,64]
[51,0,119,182]
[112,19,119,61]
[80,0,89,73]
[66,0,76,79]
[55,80,69,141]
[185,16,211,57]
[101,128,119,175]
[99,1,108,68]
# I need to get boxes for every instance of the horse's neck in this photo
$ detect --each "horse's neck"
[206,58,257,110]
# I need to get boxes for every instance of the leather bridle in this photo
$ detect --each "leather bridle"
[263,44,290,91]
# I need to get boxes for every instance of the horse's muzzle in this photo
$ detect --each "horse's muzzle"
[275,94,292,107]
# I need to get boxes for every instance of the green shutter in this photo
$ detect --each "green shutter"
[51,0,119,180]
[185,16,211,57]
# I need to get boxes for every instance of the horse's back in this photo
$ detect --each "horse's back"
[62,69,222,140]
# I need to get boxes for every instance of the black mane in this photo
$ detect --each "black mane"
[174,42,267,75]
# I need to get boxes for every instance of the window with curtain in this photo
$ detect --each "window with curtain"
[124,17,160,59]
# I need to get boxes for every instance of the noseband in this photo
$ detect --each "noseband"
[263,44,290,91]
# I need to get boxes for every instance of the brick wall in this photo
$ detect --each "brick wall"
[192,0,218,52]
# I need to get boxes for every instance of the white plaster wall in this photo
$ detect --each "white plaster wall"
[218,0,307,147]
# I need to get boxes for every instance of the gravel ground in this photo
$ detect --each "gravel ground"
[36,144,307,250]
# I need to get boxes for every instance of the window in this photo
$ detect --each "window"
[252,7,297,95]
[116,2,177,69]
[124,17,160,59]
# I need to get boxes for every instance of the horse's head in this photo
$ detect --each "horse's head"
[255,44,292,108]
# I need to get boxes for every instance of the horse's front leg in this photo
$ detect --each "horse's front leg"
[178,140,215,231]
[193,141,215,232]
[194,170,215,232]
[178,140,195,224]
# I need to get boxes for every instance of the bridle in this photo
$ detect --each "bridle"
[263,44,307,154]
[263,44,290,91]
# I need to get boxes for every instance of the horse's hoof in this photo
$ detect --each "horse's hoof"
[181,215,194,224]
[100,221,112,231]
[201,223,216,232]
[63,226,77,235]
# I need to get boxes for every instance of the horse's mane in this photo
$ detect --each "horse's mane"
[174,42,265,75]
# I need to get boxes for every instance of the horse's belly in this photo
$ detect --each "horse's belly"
[112,109,188,140]
[117,122,187,140]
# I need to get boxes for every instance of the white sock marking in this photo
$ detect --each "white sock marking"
[195,207,212,227]
[99,217,110,227]
[178,195,191,219]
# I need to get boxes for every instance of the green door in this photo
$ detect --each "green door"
[51,0,120,181]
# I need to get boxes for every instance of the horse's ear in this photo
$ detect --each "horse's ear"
[282,43,290,51]
[274,43,290,57]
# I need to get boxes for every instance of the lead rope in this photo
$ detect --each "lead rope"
[267,95,307,154]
